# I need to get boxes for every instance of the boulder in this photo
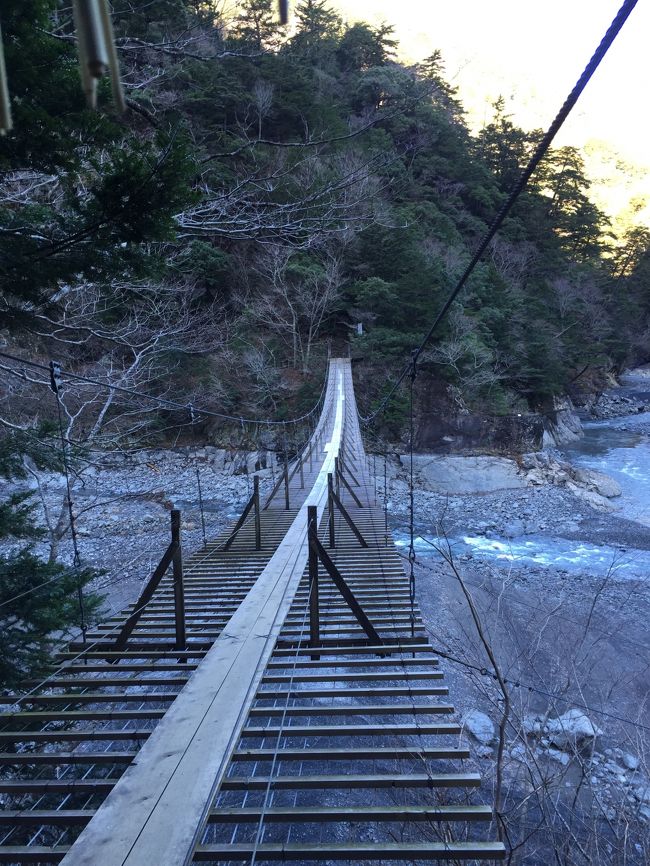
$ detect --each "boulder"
[503,520,525,538]
[545,709,602,751]
[572,467,622,498]
[408,455,527,495]
[622,752,640,771]
[565,482,615,512]
[462,710,495,745]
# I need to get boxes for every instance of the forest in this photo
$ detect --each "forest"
[1,0,650,681]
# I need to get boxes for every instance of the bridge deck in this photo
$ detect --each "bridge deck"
[0,360,505,864]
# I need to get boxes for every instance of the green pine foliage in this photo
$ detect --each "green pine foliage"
[0,431,102,691]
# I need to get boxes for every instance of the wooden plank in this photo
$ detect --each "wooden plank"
[2,709,167,722]
[0,752,135,765]
[261,671,443,682]
[0,846,68,863]
[210,804,493,822]
[220,773,482,790]
[0,730,152,743]
[255,686,448,698]
[247,704,455,717]
[193,842,506,861]
[231,746,470,761]
[240,723,461,738]
[0,810,93,825]
[0,780,115,794]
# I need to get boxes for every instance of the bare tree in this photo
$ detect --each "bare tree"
[0,280,228,559]
[245,244,341,370]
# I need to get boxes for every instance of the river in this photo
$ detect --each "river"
[394,370,650,580]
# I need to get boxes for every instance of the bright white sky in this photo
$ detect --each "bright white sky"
[333,0,650,228]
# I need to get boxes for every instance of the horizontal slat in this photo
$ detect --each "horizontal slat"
[248,703,454,717]
[0,751,135,765]
[210,803,493,822]
[0,729,152,742]
[1,693,177,706]
[240,723,461,737]
[1,709,166,722]
[231,746,470,762]
[255,686,448,699]
[0,809,93,825]
[0,846,68,863]
[193,842,506,861]
[220,773,481,791]
[0,779,115,793]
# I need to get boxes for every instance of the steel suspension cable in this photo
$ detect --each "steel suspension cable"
[0,349,329,429]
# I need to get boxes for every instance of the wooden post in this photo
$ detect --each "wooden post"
[334,456,340,498]
[327,472,335,549]
[299,455,304,489]
[307,506,320,659]
[253,475,261,551]
[384,455,389,547]
[373,453,377,506]
[283,452,290,510]
[171,509,186,651]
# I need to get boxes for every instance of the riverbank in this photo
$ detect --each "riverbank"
[393,372,650,851]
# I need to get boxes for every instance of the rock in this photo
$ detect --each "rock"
[572,467,622,498]
[503,520,525,538]
[565,482,615,512]
[622,752,640,771]
[542,396,583,446]
[462,709,495,745]
[545,710,603,751]
[408,455,527,495]
[508,743,528,762]
[522,715,543,736]
[633,783,650,804]
[547,748,571,766]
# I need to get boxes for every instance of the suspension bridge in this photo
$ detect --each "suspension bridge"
[0,358,505,865]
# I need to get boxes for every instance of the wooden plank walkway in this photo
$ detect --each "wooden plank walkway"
[0,359,505,865]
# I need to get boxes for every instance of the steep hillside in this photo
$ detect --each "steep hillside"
[1,0,650,445]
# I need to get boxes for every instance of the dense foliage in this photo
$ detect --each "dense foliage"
[1,0,649,424]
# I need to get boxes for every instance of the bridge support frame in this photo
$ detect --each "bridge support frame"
[112,508,186,655]
[335,456,363,508]
[307,506,381,655]
[223,476,262,552]
[326,472,368,549]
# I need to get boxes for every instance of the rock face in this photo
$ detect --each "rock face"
[407,455,528,495]
[542,396,583,447]
[405,452,621,508]
[590,392,646,420]
[520,452,621,509]
[462,710,495,745]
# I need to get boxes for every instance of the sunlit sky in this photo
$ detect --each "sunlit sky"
[332,0,650,230]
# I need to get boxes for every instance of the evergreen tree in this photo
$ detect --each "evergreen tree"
[231,0,280,49]
[292,0,341,59]
[0,432,102,691]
